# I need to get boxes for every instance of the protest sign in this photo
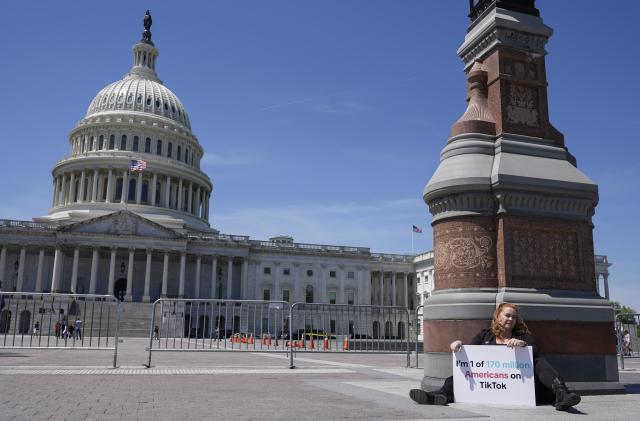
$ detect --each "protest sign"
[452,345,536,406]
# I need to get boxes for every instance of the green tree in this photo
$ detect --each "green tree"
[612,301,637,325]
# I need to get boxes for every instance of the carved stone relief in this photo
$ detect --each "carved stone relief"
[505,85,539,127]
[510,229,579,280]
[435,236,494,271]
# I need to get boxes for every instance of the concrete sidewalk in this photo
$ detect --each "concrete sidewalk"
[0,338,638,420]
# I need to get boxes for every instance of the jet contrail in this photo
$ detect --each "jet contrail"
[260,73,431,111]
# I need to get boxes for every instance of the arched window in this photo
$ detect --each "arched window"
[185,148,189,164]
[141,180,149,203]
[145,137,151,153]
[155,182,162,206]
[177,145,181,161]
[156,139,162,155]
[120,135,127,150]
[397,321,405,339]
[114,178,123,201]
[101,177,108,201]
[90,136,95,151]
[372,321,380,339]
[133,136,139,152]
[167,142,173,158]
[305,285,314,303]
[137,94,142,104]
[128,178,136,202]
[384,321,393,339]
[98,135,104,150]
[109,135,115,149]
[146,96,151,106]
[155,99,160,108]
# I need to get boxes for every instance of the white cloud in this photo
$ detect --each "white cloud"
[201,151,258,167]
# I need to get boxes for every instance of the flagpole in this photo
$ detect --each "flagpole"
[411,229,414,256]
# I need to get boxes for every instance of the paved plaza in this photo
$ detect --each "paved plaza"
[0,338,638,420]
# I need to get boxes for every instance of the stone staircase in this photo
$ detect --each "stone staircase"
[116,302,156,337]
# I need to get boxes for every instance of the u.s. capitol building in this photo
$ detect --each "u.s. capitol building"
[0,14,611,337]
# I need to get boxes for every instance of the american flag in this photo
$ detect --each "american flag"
[130,159,147,172]
[412,225,423,233]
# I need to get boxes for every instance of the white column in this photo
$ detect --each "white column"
[210,256,218,299]
[50,247,63,292]
[35,249,45,292]
[604,274,610,300]
[52,177,59,207]
[403,274,409,307]
[126,248,134,301]
[108,248,116,296]
[195,186,201,217]
[241,257,248,300]
[178,253,186,297]
[89,248,98,294]
[60,174,68,205]
[177,179,183,211]
[226,257,233,299]
[339,268,346,304]
[151,173,157,206]
[205,193,210,221]
[136,172,143,204]
[143,249,152,302]
[70,247,80,293]
[380,271,385,306]
[91,170,99,202]
[187,182,194,214]
[68,173,76,203]
[164,176,171,208]
[78,170,86,202]
[292,264,301,303]
[0,246,5,291]
[121,170,129,204]
[161,252,169,297]
[16,247,26,291]
[273,262,280,302]
[106,169,113,203]
[391,272,397,307]
[194,255,201,298]
[320,264,327,303]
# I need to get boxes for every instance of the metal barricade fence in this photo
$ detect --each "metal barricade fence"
[616,313,640,370]
[0,292,121,368]
[288,303,411,369]
[414,304,423,368]
[145,298,291,367]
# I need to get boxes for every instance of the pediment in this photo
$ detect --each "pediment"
[61,211,181,239]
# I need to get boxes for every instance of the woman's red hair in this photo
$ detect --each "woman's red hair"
[491,302,530,338]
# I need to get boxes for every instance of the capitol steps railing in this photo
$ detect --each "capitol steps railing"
[0,292,121,368]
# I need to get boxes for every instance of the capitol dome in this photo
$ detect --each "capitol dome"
[86,77,191,130]
[36,12,214,233]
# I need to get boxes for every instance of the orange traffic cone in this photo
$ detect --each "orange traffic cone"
[309,338,315,349]
[343,337,349,351]
[324,336,329,350]
[241,334,247,344]
[301,338,306,349]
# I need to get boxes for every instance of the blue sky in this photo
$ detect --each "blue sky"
[0,1,638,307]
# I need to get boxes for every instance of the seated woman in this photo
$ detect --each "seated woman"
[410,302,581,411]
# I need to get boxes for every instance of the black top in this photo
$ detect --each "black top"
[469,328,538,357]
[469,0,540,25]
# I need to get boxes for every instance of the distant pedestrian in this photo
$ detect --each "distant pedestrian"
[32,321,40,336]
[623,330,632,356]
[68,324,74,339]
[54,321,61,338]
[153,325,160,340]
[74,318,83,340]
[62,324,68,339]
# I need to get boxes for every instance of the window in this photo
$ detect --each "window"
[128,178,136,201]
[329,271,336,278]
[347,291,355,305]
[263,289,271,301]
[328,291,336,305]
[185,148,189,164]
[98,135,104,150]
[137,94,142,104]
[120,135,127,150]
[167,142,173,158]
[306,269,313,277]
[133,136,139,151]
[305,285,313,303]
[282,289,290,302]
[155,99,160,108]
[156,139,162,155]
[141,180,149,203]
[347,271,355,280]
[177,145,181,161]
[145,138,151,153]
[90,136,95,151]
[108,135,115,149]
[330,320,336,334]
[263,267,271,275]
[115,178,123,201]
[283,268,290,276]
[146,96,151,106]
